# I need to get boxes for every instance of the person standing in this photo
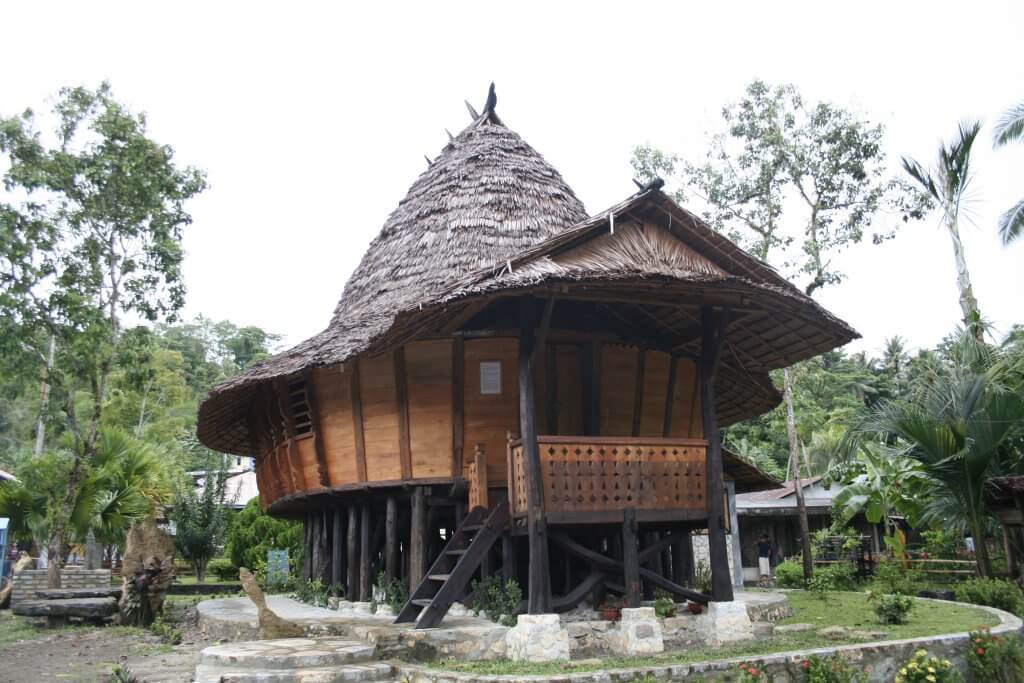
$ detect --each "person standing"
[757,533,774,583]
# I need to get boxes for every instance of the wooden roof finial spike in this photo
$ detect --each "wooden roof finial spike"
[445,128,454,141]
[465,100,479,120]
[424,155,433,167]
[483,82,497,115]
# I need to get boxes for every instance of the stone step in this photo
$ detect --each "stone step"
[193,662,394,683]
[35,586,122,599]
[12,596,117,618]
[199,638,375,670]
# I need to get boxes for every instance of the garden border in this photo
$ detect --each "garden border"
[392,598,1022,683]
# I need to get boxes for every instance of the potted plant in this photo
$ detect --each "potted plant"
[598,598,622,621]
[687,600,705,615]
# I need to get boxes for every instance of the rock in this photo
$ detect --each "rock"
[13,596,117,619]
[774,622,815,633]
[447,601,470,617]
[351,601,373,615]
[706,601,754,646]
[851,630,890,640]
[35,587,122,600]
[375,604,396,617]
[752,622,775,638]
[239,567,305,639]
[817,625,850,640]
[607,607,665,656]
[505,613,570,662]
[119,518,176,627]
[12,552,35,573]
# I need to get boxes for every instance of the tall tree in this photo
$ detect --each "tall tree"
[902,122,985,341]
[633,80,927,580]
[170,452,234,582]
[993,100,1024,245]
[0,83,206,586]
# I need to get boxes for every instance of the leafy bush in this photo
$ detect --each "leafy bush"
[774,559,805,588]
[954,577,1024,617]
[149,617,183,645]
[920,528,958,559]
[293,579,329,608]
[372,571,408,613]
[253,557,296,592]
[872,558,922,595]
[735,662,766,681]
[871,592,913,624]
[653,595,677,618]
[801,654,869,682]
[693,560,713,594]
[207,557,238,582]
[965,626,1024,683]
[225,497,304,574]
[468,576,522,626]
[894,648,962,682]
[808,562,858,598]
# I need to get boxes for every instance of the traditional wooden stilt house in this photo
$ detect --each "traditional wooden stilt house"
[197,87,856,626]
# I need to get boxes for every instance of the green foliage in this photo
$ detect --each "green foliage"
[920,529,958,559]
[653,594,677,618]
[207,558,238,582]
[169,455,233,582]
[372,571,407,613]
[735,662,767,681]
[807,562,857,599]
[692,559,713,594]
[832,444,928,530]
[954,578,1024,617]
[468,576,522,626]
[965,626,1024,683]
[149,616,182,645]
[894,649,962,683]
[871,592,914,624]
[872,559,922,596]
[107,664,142,683]
[774,559,805,588]
[802,654,869,682]
[225,497,303,576]
[293,579,329,608]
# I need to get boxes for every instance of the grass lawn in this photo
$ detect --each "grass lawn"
[430,591,1000,677]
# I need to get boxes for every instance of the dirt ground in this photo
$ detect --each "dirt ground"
[0,604,210,683]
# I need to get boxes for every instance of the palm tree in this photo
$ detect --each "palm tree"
[903,122,984,341]
[854,332,1024,576]
[993,100,1024,245]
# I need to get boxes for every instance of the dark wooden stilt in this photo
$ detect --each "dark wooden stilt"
[410,486,427,590]
[386,496,398,579]
[332,506,344,591]
[302,514,312,581]
[520,297,551,614]
[502,534,516,583]
[623,508,641,607]
[346,505,359,597]
[643,531,662,600]
[701,306,734,602]
[359,502,372,601]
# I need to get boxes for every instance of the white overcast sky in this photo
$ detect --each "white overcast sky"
[3,1,1022,358]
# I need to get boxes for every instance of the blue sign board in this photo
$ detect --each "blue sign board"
[267,549,289,588]
[0,517,9,582]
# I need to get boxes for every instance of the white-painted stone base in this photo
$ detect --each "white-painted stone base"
[505,614,570,662]
[706,600,753,646]
[607,607,664,655]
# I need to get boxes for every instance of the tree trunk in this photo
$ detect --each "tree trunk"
[195,558,207,583]
[971,514,992,578]
[783,368,813,582]
[34,334,56,456]
[946,217,983,342]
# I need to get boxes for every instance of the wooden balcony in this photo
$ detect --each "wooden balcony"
[507,436,709,524]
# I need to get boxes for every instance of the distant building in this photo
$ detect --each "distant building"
[189,457,259,510]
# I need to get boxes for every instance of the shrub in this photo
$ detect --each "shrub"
[819,562,858,590]
[801,654,869,682]
[149,617,183,645]
[965,626,1024,683]
[774,559,805,588]
[467,576,522,627]
[693,559,713,594]
[372,571,408,613]
[293,578,329,608]
[954,577,1024,617]
[735,662,767,681]
[653,595,676,618]
[894,648,962,682]
[871,592,913,624]
[873,558,922,595]
[225,497,304,574]
[920,528,958,559]
[207,558,238,582]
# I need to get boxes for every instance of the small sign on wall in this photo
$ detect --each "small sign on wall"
[480,361,502,395]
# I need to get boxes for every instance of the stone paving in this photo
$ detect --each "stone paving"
[194,637,391,683]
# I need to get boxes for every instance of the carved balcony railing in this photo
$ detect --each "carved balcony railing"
[507,436,708,522]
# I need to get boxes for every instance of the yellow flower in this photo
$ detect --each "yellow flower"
[926,676,936,683]
[916,648,928,657]
[943,659,951,667]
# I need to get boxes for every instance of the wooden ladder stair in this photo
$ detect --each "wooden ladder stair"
[394,501,510,629]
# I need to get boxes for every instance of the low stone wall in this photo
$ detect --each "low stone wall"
[396,601,1022,683]
[10,568,112,607]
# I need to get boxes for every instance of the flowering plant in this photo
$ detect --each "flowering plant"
[735,661,767,681]
[894,648,962,683]
[801,654,868,682]
[965,626,1024,683]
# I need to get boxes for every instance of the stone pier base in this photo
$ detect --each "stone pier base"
[505,614,570,662]
[607,607,664,655]
[707,600,753,646]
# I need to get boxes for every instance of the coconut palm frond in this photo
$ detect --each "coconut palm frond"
[993,101,1024,147]
[901,157,938,200]
[998,198,1024,245]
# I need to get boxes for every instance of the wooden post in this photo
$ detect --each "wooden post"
[302,514,312,581]
[502,534,516,583]
[700,306,734,602]
[520,296,551,614]
[386,496,398,579]
[359,502,372,601]
[623,508,641,607]
[727,481,744,589]
[643,531,662,600]
[471,444,489,510]
[346,505,359,598]
[332,506,344,591]
[409,486,427,589]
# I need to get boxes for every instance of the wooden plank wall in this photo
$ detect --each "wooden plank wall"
[599,344,639,436]
[555,345,584,435]
[463,338,520,484]
[405,340,453,478]
[669,358,703,439]
[359,353,403,481]
[639,351,671,436]
[311,366,359,486]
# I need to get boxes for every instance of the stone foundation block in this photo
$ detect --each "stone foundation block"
[505,613,570,662]
[607,607,664,655]
[707,600,753,646]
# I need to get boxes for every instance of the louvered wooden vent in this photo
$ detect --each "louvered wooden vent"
[288,380,313,436]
